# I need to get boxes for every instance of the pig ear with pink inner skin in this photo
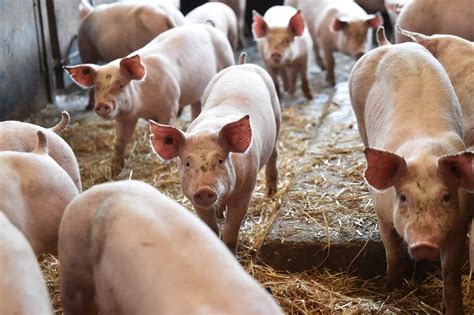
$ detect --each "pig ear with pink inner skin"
[219,115,252,153]
[330,17,349,32]
[252,11,268,38]
[149,120,186,160]
[64,64,98,88]
[364,147,407,190]
[438,152,474,191]
[365,14,383,29]
[120,55,146,81]
[288,10,305,36]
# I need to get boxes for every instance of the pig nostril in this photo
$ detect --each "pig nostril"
[193,189,217,207]
[271,53,282,62]
[95,103,112,116]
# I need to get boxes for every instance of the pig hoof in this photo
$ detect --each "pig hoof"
[267,185,277,197]
[304,91,313,101]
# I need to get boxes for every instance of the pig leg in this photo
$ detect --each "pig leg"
[223,193,252,254]
[60,264,97,315]
[314,40,326,70]
[440,228,467,314]
[285,67,297,96]
[299,61,313,100]
[111,118,138,179]
[282,69,290,93]
[322,48,336,86]
[265,148,278,197]
[378,219,405,287]
[191,101,201,120]
[268,66,282,98]
[196,207,220,236]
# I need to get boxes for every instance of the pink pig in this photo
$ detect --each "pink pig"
[350,27,474,313]
[297,0,382,86]
[149,58,281,253]
[252,5,313,100]
[0,131,79,255]
[59,180,282,315]
[0,111,82,192]
[211,0,247,48]
[395,0,474,43]
[65,24,235,178]
[185,2,239,50]
[0,213,53,315]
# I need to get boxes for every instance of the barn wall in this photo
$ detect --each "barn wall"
[0,0,49,119]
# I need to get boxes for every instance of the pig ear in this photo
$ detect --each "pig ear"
[365,14,383,29]
[149,120,185,160]
[330,18,348,32]
[252,11,268,38]
[364,147,407,190]
[395,25,438,56]
[288,10,305,36]
[120,55,146,81]
[219,115,252,153]
[64,64,97,88]
[439,152,474,191]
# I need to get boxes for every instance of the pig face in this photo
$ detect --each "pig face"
[253,10,305,66]
[64,55,146,119]
[331,15,382,59]
[365,148,474,260]
[149,115,252,211]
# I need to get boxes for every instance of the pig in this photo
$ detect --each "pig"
[0,212,53,315]
[185,2,239,50]
[384,0,410,28]
[120,0,181,10]
[396,27,474,148]
[149,59,281,254]
[211,0,246,48]
[297,0,382,86]
[395,0,474,43]
[0,131,79,255]
[65,24,235,178]
[59,180,283,315]
[252,6,313,100]
[0,111,82,192]
[78,0,185,110]
[349,27,474,314]
[355,0,386,14]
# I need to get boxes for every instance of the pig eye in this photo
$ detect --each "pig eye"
[185,162,190,167]
[218,159,223,164]
[399,194,407,203]
[442,192,450,203]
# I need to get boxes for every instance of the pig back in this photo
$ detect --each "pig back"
[0,213,53,315]
[0,121,81,192]
[196,64,281,168]
[349,42,463,149]
[396,0,474,42]
[79,3,184,63]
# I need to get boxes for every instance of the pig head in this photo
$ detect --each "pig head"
[365,149,474,261]
[149,115,252,215]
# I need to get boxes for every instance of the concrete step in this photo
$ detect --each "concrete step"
[258,83,387,278]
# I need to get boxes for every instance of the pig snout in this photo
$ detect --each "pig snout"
[193,187,217,207]
[95,102,113,117]
[271,52,282,63]
[408,242,440,261]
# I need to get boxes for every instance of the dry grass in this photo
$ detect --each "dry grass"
[38,100,473,314]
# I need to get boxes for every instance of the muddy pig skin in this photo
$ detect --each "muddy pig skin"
[185,2,239,50]
[349,31,474,314]
[78,0,184,64]
[297,0,382,86]
[65,24,235,178]
[0,131,79,255]
[211,0,246,48]
[396,0,474,43]
[0,112,81,192]
[0,213,53,315]
[59,180,282,315]
[253,5,313,100]
[397,28,474,148]
[149,62,281,254]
